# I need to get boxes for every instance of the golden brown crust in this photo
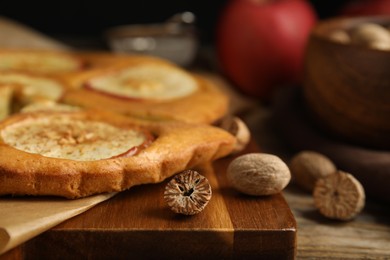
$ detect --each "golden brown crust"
[60,54,228,124]
[0,49,228,124]
[0,110,235,198]
[0,50,233,198]
[62,75,228,124]
[0,48,84,75]
[0,49,150,76]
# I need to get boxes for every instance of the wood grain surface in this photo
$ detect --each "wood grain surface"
[1,141,296,259]
[284,185,390,259]
[243,99,390,260]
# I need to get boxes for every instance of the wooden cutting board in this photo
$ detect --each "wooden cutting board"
[0,18,295,258]
[3,140,296,259]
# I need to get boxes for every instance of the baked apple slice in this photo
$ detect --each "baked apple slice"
[0,71,65,107]
[0,110,235,198]
[84,63,198,100]
[0,49,83,74]
[62,56,228,124]
[1,114,152,161]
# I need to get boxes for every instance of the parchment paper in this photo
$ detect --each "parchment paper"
[0,193,116,254]
[0,16,70,50]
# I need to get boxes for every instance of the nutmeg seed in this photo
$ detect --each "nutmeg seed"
[289,151,337,192]
[164,170,211,215]
[313,171,365,221]
[350,22,390,51]
[227,153,291,196]
[215,115,251,154]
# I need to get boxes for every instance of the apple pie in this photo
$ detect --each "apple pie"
[0,109,235,198]
[0,49,229,124]
[0,49,235,198]
[62,55,229,124]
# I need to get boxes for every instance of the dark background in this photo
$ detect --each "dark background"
[0,0,350,48]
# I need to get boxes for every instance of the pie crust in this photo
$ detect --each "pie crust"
[0,50,234,198]
[0,49,84,75]
[61,56,229,124]
[0,49,140,75]
[0,110,235,198]
[0,50,229,124]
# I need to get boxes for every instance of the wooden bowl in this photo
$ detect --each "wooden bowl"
[303,16,390,149]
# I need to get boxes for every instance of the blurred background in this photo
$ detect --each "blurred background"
[0,0,388,106]
[0,0,349,48]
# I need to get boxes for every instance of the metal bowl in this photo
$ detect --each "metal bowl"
[105,12,198,67]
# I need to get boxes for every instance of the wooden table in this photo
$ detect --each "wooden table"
[243,108,390,259]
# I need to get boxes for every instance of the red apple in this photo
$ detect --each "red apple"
[339,0,390,16]
[216,0,317,99]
